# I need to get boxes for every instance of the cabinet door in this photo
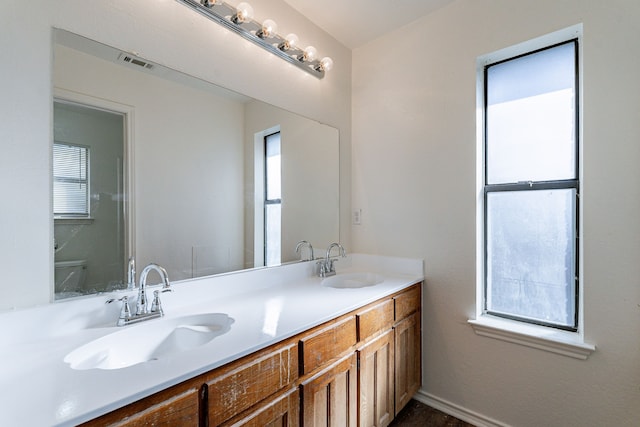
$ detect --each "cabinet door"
[394,311,421,414]
[300,352,358,427]
[358,329,394,427]
[221,387,299,427]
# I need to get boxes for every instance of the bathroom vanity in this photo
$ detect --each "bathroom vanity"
[0,254,423,426]
[82,283,421,426]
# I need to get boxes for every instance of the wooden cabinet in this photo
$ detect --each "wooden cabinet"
[83,282,422,427]
[393,286,422,415]
[357,329,394,427]
[300,352,358,426]
[355,284,421,427]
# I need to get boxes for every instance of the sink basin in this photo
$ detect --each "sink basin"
[65,313,233,370]
[322,272,384,289]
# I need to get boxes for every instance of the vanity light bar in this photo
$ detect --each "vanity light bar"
[176,0,333,79]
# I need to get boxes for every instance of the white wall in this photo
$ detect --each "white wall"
[0,0,351,310]
[352,0,640,425]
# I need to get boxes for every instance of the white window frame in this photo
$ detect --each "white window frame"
[469,24,595,359]
[253,125,280,268]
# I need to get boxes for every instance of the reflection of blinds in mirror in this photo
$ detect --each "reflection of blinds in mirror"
[53,142,89,216]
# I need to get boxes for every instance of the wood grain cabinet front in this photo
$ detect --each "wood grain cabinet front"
[356,299,394,343]
[299,315,357,375]
[357,329,395,427]
[393,284,422,416]
[79,382,202,427]
[300,352,358,427]
[220,387,300,427]
[205,339,299,426]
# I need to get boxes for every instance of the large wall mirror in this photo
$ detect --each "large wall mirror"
[52,30,339,299]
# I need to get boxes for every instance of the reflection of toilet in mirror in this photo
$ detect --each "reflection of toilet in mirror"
[54,260,87,296]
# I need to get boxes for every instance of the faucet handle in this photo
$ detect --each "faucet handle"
[119,296,132,321]
[106,296,132,326]
[151,290,164,315]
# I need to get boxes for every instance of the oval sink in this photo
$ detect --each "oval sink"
[322,272,384,289]
[65,313,233,370]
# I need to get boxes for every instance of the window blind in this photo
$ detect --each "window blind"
[53,143,89,216]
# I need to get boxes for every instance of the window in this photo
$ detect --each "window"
[53,142,90,217]
[483,40,579,331]
[264,132,281,266]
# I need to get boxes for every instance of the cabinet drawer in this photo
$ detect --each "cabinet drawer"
[207,340,298,425]
[299,316,357,375]
[80,385,200,427]
[356,299,394,342]
[220,387,299,427]
[394,284,421,321]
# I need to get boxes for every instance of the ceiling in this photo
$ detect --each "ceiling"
[282,0,455,49]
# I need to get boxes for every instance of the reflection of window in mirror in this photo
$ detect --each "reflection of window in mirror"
[264,131,282,266]
[53,143,90,218]
[53,100,128,299]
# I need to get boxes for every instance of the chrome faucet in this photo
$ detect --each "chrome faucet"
[295,240,315,261]
[137,263,172,315]
[107,262,172,326]
[317,242,346,278]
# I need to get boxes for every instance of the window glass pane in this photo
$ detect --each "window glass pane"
[265,203,281,266]
[53,143,89,216]
[486,42,576,184]
[265,133,281,200]
[486,189,576,327]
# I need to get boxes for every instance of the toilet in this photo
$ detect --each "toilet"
[54,260,88,294]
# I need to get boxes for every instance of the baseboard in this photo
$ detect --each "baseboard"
[413,389,510,427]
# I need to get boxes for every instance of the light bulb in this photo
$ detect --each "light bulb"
[232,2,254,24]
[299,46,317,62]
[200,0,219,7]
[278,33,299,51]
[257,19,278,39]
[317,57,333,72]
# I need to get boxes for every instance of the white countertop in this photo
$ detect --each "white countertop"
[0,254,423,426]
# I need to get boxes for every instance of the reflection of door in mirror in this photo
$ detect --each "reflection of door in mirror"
[53,100,128,299]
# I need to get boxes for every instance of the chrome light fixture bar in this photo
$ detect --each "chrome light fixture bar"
[176,0,333,79]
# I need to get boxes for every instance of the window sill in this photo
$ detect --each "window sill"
[468,315,595,360]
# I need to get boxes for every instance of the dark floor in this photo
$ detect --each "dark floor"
[390,400,475,427]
